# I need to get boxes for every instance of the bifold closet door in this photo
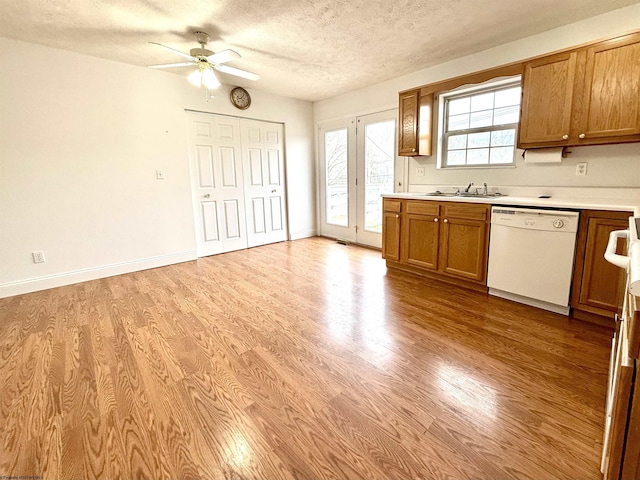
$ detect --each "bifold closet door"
[187,112,287,257]
[188,112,248,256]
[240,119,287,248]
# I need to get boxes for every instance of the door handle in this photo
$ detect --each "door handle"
[203,193,210,198]
[271,189,276,193]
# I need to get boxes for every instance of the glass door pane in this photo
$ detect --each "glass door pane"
[325,128,348,227]
[363,119,396,233]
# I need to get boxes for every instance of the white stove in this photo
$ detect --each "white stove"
[601,215,640,479]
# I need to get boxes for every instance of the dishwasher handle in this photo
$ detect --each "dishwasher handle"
[604,229,629,269]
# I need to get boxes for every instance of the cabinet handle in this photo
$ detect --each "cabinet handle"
[434,218,439,222]
[395,214,399,219]
[443,219,449,223]
[411,148,416,152]
[578,133,586,139]
[562,134,569,140]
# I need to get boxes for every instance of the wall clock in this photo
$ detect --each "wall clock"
[230,87,251,110]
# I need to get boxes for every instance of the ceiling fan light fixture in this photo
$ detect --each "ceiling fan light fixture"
[187,69,203,87]
[202,67,221,89]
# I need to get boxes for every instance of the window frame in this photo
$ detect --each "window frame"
[437,76,522,169]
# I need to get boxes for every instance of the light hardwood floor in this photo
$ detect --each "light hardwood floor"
[0,237,611,479]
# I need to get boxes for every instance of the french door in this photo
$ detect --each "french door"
[318,110,398,248]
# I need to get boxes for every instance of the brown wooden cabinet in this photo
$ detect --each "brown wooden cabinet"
[519,31,640,149]
[384,198,490,288]
[401,201,440,270]
[398,90,419,156]
[519,51,577,145]
[571,210,632,323]
[382,199,402,262]
[439,203,490,283]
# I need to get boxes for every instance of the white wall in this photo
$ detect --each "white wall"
[0,37,315,297]
[314,5,640,191]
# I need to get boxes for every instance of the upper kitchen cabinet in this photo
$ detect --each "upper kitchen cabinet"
[398,90,419,156]
[519,52,577,145]
[398,90,434,157]
[577,33,640,141]
[519,31,640,149]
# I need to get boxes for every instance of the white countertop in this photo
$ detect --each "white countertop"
[382,193,640,215]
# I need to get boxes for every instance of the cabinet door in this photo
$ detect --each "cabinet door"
[439,217,488,282]
[577,33,640,141]
[518,51,577,147]
[402,214,440,270]
[398,90,419,156]
[382,212,401,261]
[573,214,628,313]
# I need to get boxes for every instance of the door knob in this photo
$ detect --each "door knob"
[203,193,210,198]
[271,189,276,193]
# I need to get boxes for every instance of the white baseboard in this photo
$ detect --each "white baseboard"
[289,228,317,241]
[0,251,197,299]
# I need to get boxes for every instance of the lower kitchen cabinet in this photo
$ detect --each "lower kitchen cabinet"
[439,203,490,282]
[382,199,402,262]
[571,209,633,323]
[383,198,490,288]
[402,201,440,270]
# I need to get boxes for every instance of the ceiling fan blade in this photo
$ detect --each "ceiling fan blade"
[149,42,194,61]
[148,62,195,69]
[207,49,241,64]
[214,64,260,81]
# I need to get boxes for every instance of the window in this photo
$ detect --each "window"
[439,78,521,168]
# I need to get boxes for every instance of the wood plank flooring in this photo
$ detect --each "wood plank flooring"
[0,237,612,479]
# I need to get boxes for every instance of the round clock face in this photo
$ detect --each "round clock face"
[230,87,251,110]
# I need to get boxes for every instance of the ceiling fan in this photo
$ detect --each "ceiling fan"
[148,31,259,89]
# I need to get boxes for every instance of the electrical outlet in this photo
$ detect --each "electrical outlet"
[156,169,165,180]
[416,167,425,177]
[32,251,46,263]
[576,162,588,176]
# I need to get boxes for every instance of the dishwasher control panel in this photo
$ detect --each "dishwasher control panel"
[491,207,578,233]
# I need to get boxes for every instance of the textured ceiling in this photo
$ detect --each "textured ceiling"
[0,0,636,101]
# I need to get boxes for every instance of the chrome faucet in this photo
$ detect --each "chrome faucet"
[464,182,474,193]
[483,183,488,195]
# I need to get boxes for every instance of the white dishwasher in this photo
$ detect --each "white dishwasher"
[487,206,579,315]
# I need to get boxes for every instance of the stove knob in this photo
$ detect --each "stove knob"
[553,219,564,229]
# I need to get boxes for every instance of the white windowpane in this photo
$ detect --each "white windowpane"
[490,129,516,147]
[447,150,466,165]
[448,134,467,150]
[471,92,494,112]
[495,87,521,108]
[467,148,489,165]
[449,97,470,115]
[443,80,520,168]
[448,114,469,131]
[490,147,515,164]
[325,129,348,227]
[470,110,493,128]
[493,106,519,125]
[364,120,395,233]
[468,132,490,148]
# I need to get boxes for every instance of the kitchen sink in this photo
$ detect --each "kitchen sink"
[456,192,507,198]
[422,190,506,198]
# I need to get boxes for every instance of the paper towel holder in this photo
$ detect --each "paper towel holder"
[521,147,571,159]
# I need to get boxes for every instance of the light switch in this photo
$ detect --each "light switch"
[156,169,165,180]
